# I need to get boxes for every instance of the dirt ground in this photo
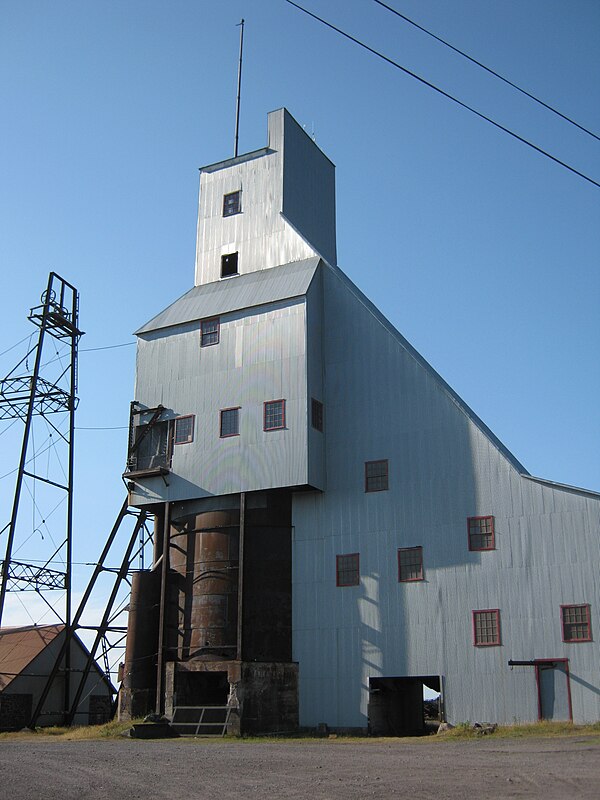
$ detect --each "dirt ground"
[0,735,598,800]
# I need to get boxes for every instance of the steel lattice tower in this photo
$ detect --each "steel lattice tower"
[0,273,82,710]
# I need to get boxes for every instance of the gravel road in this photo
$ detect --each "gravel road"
[0,735,598,800]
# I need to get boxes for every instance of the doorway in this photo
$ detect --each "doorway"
[176,671,229,707]
[368,676,441,736]
[535,659,572,721]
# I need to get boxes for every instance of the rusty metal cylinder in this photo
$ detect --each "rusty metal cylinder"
[170,510,239,659]
[120,569,160,718]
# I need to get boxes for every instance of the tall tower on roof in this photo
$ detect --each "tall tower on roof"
[194,108,337,286]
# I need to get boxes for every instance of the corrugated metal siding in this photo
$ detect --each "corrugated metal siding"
[291,266,600,728]
[194,110,331,286]
[135,258,320,335]
[130,297,311,503]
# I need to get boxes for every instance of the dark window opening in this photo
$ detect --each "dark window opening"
[201,317,220,347]
[311,398,324,432]
[221,252,238,278]
[174,415,194,445]
[133,420,171,471]
[220,407,240,438]
[223,190,241,217]
[264,399,285,431]
[336,553,359,587]
[473,609,501,646]
[365,459,388,492]
[398,546,423,582]
[561,604,592,642]
[468,516,495,551]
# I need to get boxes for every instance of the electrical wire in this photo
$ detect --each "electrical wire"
[285,0,600,189]
[0,335,32,359]
[372,0,600,143]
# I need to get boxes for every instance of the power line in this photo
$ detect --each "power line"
[285,0,600,189]
[76,426,127,431]
[80,342,135,352]
[372,0,600,143]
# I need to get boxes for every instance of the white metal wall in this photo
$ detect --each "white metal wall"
[291,264,600,727]
[131,296,316,503]
[195,109,335,286]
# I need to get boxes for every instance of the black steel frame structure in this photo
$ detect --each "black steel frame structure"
[0,273,81,718]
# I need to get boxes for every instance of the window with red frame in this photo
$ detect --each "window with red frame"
[473,609,501,646]
[398,546,423,582]
[264,399,285,431]
[336,553,359,587]
[174,415,194,445]
[561,604,592,642]
[365,460,388,492]
[468,516,495,551]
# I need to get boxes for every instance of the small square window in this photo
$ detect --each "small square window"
[174,415,194,445]
[223,190,241,217]
[336,553,359,587]
[201,317,220,347]
[473,609,501,646]
[468,516,495,551]
[398,546,423,582]
[365,460,388,492]
[311,398,323,432]
[221,252,238,278]
[264,399,285,431]
[561,604,592,643]
[220,407,240,438]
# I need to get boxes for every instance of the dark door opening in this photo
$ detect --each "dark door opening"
[368,676,441,736]
[176,671,229,707]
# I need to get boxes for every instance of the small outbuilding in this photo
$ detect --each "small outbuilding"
[0,624,114,730]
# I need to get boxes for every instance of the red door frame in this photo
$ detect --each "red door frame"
[534,658,573,721]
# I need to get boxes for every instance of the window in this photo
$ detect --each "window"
[174,415,194,444]
[133,421,171,471]
[221,252,238,277]
[264,399,285,431]
[468,516,495,551]
[201,317,220,347]
[561,604,592,643]
[336,553,359,587]
[365,460,388,492]
[398,546,423,582]
[473,609,501,646]
[223,190,241,217]
[220,407,240,438]
[311,398,323,432]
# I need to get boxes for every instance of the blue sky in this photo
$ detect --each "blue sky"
[1,0,599,631]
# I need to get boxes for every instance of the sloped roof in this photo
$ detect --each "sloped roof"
[0,624,63,691]
[135,257,321,335]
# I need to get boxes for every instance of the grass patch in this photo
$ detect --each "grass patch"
[438,720,600,740]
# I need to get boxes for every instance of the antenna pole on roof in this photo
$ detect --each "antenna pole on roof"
[234,18,245,158]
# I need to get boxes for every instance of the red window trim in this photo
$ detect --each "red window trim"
[336,553,360,587]
[472,608,501,647]
[173,414,195,445]
[364,459,389,493]
[467,515,495,551]
[263,399,286,431]
[219,407,241,438]
[560,604,592,643]
[200,317,220,347]
[397,546,424,582]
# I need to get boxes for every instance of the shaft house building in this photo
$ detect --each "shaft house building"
[119,109,600,734]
